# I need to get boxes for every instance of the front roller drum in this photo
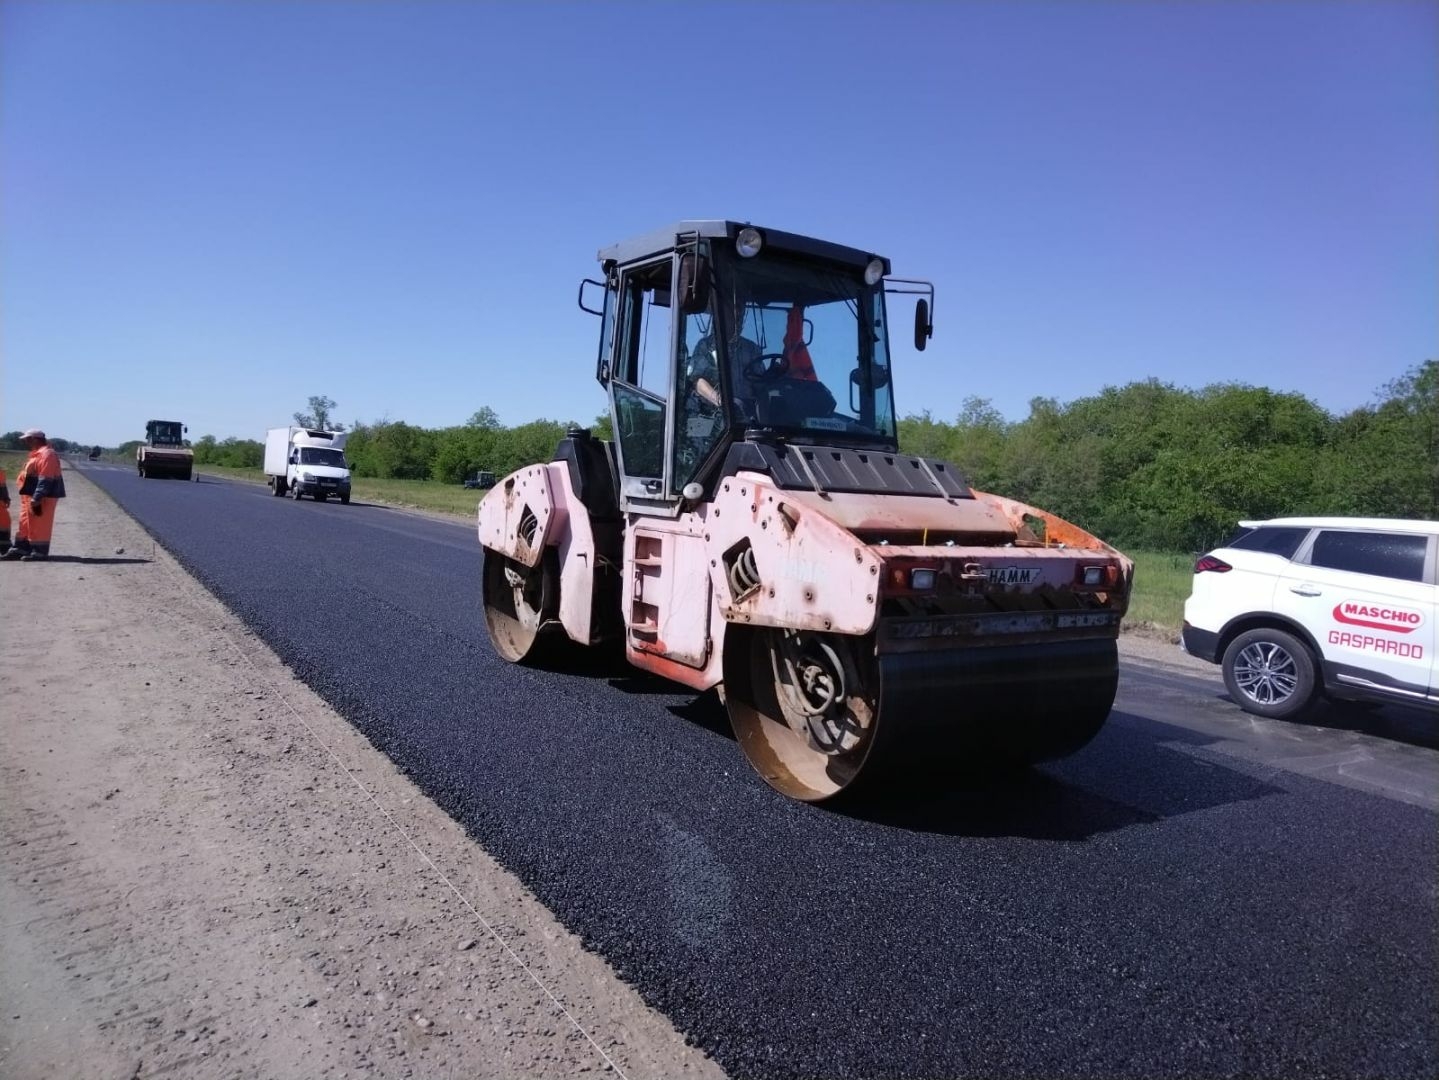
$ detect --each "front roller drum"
[723,628,1119,803]
[724,627,880,802]
[482,549,561,664]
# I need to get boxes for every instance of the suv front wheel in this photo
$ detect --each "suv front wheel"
[1222,627,1318,720]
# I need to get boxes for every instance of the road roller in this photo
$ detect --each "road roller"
[137,419,194,480]
[478,221,1133,802]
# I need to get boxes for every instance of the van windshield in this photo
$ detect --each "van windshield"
[299,448,347,468]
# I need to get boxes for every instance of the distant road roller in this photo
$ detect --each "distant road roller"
[136,420,193,480]
[478,221,1133,802]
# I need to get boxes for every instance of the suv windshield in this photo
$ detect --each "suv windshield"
[299,447,347,468]
[703,251,895,441]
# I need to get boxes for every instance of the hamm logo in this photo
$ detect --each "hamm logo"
[987,566,1043,586]
[1333,601,1424,634]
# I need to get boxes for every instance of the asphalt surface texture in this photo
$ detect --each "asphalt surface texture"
[75,462,1438,1079]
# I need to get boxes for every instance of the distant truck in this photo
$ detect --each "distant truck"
[463,470,497,490]
[137,420,193,480]
[265,426,352,503]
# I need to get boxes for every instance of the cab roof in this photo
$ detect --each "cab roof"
[597,220,890,275]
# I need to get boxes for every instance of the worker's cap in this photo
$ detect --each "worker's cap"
[20,428,45,441]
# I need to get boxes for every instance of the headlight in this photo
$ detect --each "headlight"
[864,257,885,285]
[910,568,938,591]
[301,472,315,481]
[735,227,763,258]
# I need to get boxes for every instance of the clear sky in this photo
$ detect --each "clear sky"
[2,0,1435,447]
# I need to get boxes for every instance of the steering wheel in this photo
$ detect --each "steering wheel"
[742,352,790,382]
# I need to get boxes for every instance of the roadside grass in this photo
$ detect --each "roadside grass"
[194,464,486,517]
[169,463,1196,638]
[1124,549,1194,638]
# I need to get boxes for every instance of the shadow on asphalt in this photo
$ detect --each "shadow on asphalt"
[1130,659,1439,756]
[1182,677,1439,753]
[4,555,151,565]
[838,769,1164,840]
[1283,697,1439,752]
[833,708,1285,840]
[665,693,734,741]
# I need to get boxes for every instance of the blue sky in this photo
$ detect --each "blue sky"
[2,1,1435,447]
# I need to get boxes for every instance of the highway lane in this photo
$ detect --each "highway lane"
[76,462,1438,1079]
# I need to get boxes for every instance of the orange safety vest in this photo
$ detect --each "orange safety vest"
[26,444,66,499]
[784,306,817,381]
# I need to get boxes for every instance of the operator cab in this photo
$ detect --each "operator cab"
[580,221,934,515]
[146,420,187,446]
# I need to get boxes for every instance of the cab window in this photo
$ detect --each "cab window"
[1229,526,1310,560]
[610,258,673,484]
[1309,531,1427,583]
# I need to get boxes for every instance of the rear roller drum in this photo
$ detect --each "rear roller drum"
[724,631,1119,801]
[482,551,560,664]
[724,627,880,803]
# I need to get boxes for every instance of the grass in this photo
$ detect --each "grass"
[194,464,488,517]
[1124,549,1195,638]
[112,461,1198,637]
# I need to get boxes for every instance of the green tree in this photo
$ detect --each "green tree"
[897,410,954,460]
[294,396,344,432]
[466,407,501,430]
[1381,360,1438,517]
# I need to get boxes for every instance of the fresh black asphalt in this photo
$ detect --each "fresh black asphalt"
[77,466,1438,1079]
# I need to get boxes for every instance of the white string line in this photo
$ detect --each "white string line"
[221,633,630,1080]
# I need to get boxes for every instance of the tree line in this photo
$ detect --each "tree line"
[897,360,1434,551]
[108,361,1434,553]
[0,433,81,453]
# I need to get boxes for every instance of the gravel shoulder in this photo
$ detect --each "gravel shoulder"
[0,470,723,1080]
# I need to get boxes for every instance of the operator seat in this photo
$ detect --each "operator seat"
[753,379,838,429]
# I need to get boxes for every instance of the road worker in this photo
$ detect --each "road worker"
[0,463,10,555]
[4,428,66,561]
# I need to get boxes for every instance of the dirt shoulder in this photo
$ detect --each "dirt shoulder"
[0,471,723,1080]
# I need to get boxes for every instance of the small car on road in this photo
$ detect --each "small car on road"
[1182,517,1437,718]
[463,471,496,490]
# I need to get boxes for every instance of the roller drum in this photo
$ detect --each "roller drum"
[725,628,1118,803]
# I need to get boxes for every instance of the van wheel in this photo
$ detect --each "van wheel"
[1222,628,1317,720]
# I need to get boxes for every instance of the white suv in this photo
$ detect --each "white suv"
[1182,517,1437,718]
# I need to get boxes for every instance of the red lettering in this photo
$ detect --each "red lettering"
[1333,601,1423,634]
[1329,629,1423,659]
